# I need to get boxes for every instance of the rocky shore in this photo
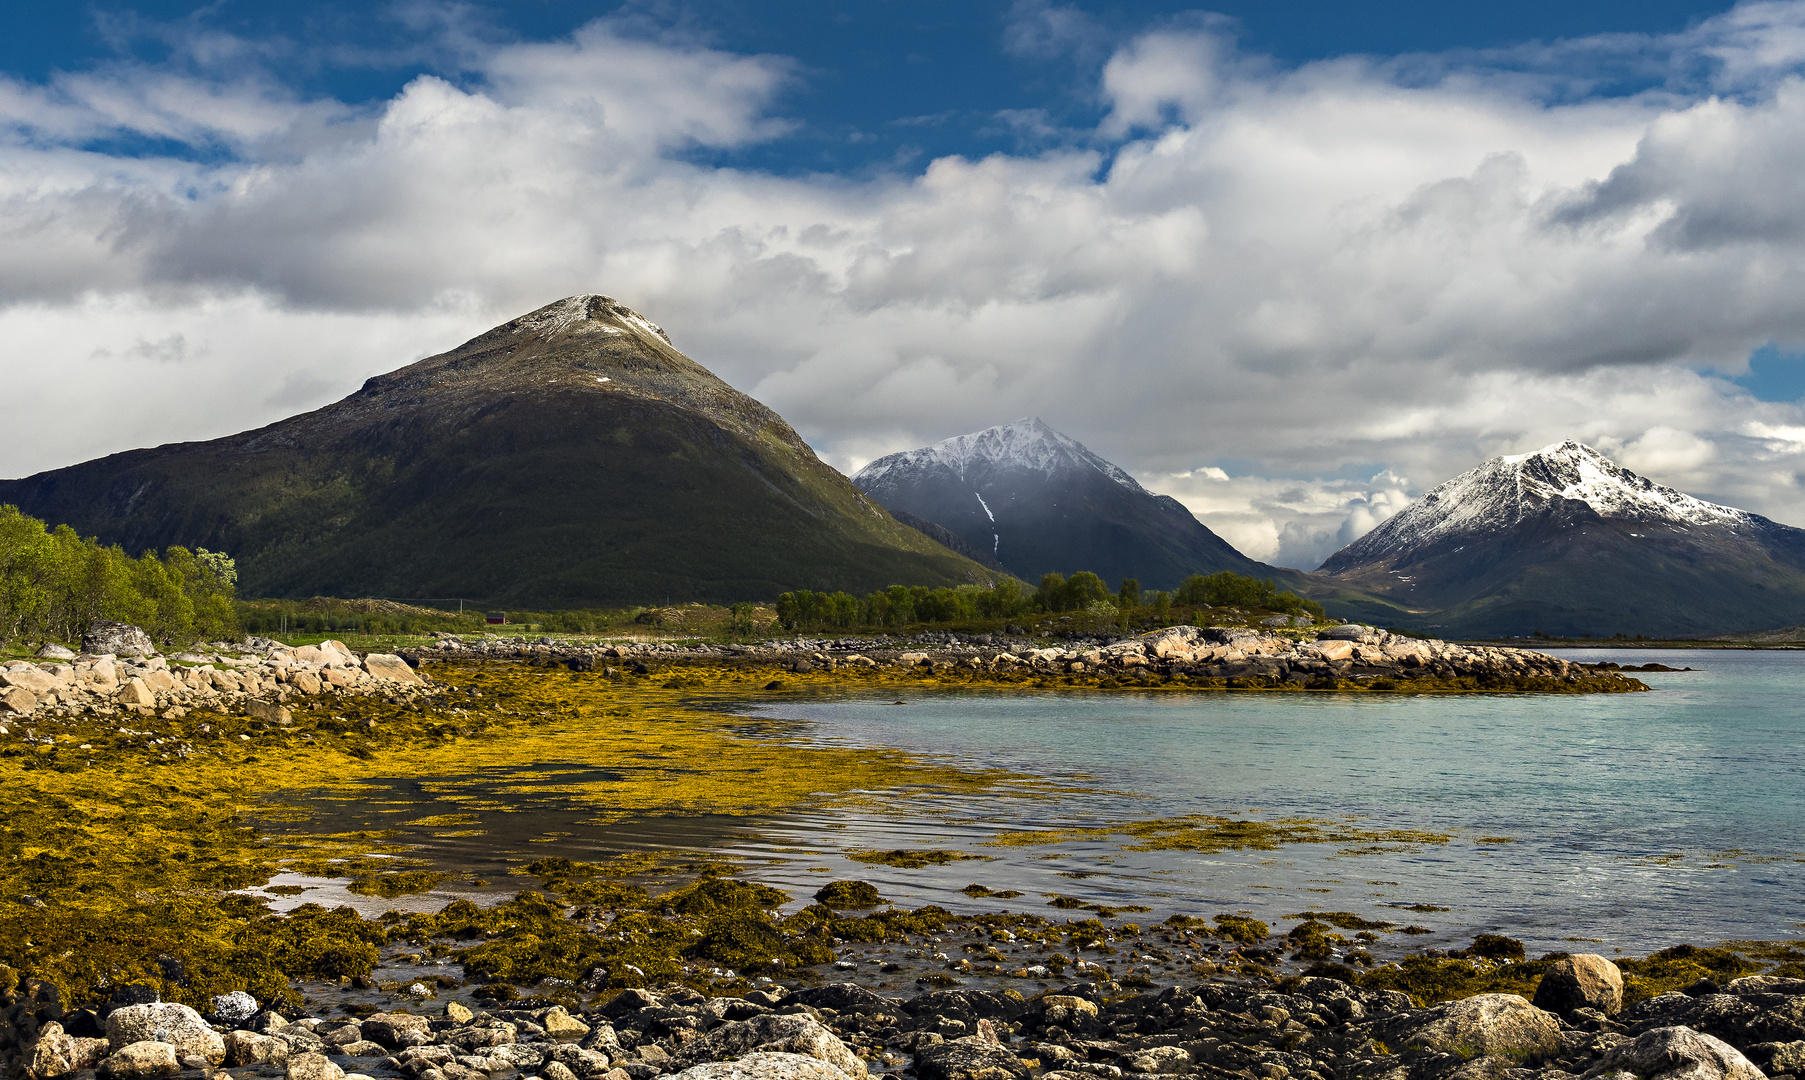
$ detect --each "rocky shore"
[8,956,1800,1080]
[0,624,437,724]
[414,624,1636,690]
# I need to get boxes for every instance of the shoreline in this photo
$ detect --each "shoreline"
[8,648,1795,1080]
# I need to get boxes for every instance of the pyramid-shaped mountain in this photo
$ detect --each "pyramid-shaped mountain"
[0,296,1000,606]
[852,418,1295,589]
[1314,440,1805,637]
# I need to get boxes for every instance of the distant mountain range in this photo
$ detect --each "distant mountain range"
[852,418,1301,591]
[1314,440,1805,637]
[0,296,999,606]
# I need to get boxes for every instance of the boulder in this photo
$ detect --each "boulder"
[1318,624,1370,642]
[541,1008,591,1042]
[1123,1046,1191,1074]
[96,1043,180,1079]
[24,1023,79,1079]
[1748,1041,1805,1075]
[778,984,896,1014]
[1582,1026,1764,1080]
[912,1037,1029,1080]
[1377,993,1562,1059]
[444,1003,474,1024]
[104,1003,227,1064]
[669,1015,865,1080]
[361,1013,434,1050]
[36,644,76,660]
[209,991,258,1026]
[83,622,155,657]
[1,667,57,695]
[1535,955,1626,1016]
[116,679,157,708]
[669,1052,856,1080]
[1,686,37,715]
[287,1052,346,1080]
[247,700,294,725]
[363,654,422,685]
[225,1032,290,1067]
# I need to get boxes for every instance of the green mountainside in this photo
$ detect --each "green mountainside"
[0,296,1002,607]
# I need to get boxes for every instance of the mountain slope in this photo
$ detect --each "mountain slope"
[852,418,1300,590]
[0,296,1000,606]
[1314,440,1805,637]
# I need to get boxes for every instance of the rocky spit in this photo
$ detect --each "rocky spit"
[415,624,1630,687]
[8,960,1803,1080]
[0,626,435,725]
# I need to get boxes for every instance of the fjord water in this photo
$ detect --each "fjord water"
[724,649,1805,955]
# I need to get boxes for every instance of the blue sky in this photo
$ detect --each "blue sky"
[7,0,1805,567]
[5,0,1739,175]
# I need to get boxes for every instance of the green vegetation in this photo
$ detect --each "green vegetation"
[775,570,1329,634]
[1175,572,1325,618]
[0,504,238,649]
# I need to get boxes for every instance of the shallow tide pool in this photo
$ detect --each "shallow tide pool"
[272,649,1805,957]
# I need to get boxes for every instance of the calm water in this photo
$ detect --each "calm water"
[270,649,1805,957]
[713,649,1805,955]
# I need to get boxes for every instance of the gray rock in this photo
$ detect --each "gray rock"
[225,1031,290,1067]
[670,1015,866,1080]
[83,622,155,658]
[913,1037,1029,1080]
[364,654,423,685]
[1377,994,1562,1059]
[1317,624,1370,642]
[1749,1042,1805,1075]
[361,1013,434,1050]
[669,1052,855,1080]
[288,1052,347,1080]
[1582,1026,1764,1080]
[1535,955,1626,1016]
[541,1007,590,1042]
[104,1003,227,1064]
[97,1042,180,1079]
[36,644,76,660]
[210,991,258,1025]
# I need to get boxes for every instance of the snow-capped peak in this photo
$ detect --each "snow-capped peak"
[852,418,1146,492]
[509,295,673,345]
[1329,439,1752,565]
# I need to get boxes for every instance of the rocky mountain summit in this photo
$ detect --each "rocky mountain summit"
[0,297,995,607]
[853,420,1294,590]
[1314,441,1805,638]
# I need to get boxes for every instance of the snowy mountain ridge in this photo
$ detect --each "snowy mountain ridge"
[1329,439,1752,566]
[852,417,1145,492]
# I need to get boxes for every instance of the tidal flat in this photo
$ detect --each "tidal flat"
[2,655,1801,1033]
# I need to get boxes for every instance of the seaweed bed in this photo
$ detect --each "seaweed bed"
[0,659,1790,1027]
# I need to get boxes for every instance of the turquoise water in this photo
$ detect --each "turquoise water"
[719,649,1805,955]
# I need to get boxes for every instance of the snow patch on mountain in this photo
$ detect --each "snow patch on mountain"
[1331,440,1752,564]
[852,417,1145,492]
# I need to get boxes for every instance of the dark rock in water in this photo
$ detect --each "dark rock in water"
[778,983,896,1015]
[82,622,154,657]
[1534,954,1625,1016]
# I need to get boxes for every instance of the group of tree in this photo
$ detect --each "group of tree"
[0,504,239,649]
[775,569,1323,633]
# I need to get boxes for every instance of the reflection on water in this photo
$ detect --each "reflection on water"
[264,649,1805,954]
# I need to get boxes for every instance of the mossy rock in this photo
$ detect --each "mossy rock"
[814,880,882,909]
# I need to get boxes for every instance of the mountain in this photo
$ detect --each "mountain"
[0,295,1001,606]
[1314,440,1805,637]
[851,418,1297,590]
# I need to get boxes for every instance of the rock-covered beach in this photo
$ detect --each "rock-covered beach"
[0,619,1753,1080]
[9,950,1805,1080]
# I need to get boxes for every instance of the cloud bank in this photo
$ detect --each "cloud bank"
[8,4,1805,569]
